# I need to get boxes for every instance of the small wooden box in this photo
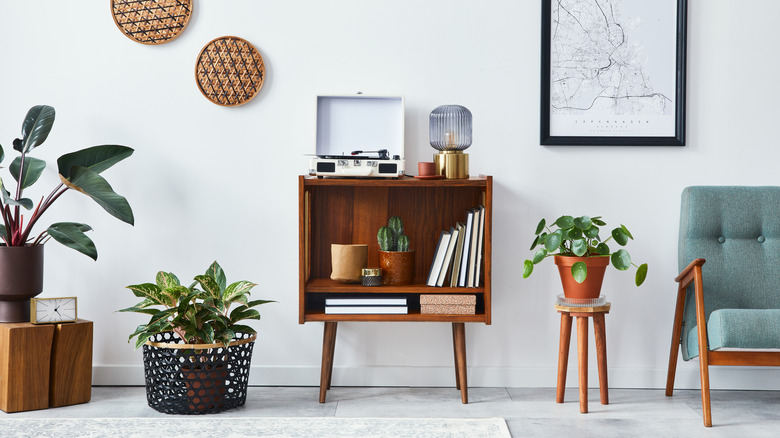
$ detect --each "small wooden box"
[0,319,92,413]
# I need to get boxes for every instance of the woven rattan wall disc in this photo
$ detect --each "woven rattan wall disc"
[111,0,193,45]
[195,36,266,107]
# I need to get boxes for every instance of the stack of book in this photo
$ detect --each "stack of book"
[420,294,476,314]
[425,205,485,288]
[324,294,408,314]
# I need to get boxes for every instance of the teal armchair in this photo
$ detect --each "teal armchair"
[666,186,780,427]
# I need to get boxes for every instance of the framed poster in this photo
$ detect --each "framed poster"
[541,0,687,146]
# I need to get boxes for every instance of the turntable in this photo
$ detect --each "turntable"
[309,95,405,178]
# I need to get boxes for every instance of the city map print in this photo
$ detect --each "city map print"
[548,0,679,139]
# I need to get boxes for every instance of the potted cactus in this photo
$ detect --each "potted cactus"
[377,216,414,285]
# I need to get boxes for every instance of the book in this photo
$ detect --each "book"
[449,222,466,287]
[420,304,476,315]
[325,306,408,314]
[458,210,475,287]
[467,207,481,287]
[325,295,407,306]
[473,205,486,287]
[436,226,459,287]
[420,294,476,305]
[426,230,451,287]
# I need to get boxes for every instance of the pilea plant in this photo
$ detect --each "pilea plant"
[377,216,411,251]
[121,261,275,349]
[522,215,648,286]
[0,105,134,259]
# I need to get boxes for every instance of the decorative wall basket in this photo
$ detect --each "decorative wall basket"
[195,36,266,106]
[142,331,256,415]
[111,0,193,45]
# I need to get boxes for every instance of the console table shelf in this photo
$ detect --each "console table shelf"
[299,175,492,403]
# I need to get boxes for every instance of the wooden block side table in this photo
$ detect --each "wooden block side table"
[0,319,92,413]
[555,303,610,413]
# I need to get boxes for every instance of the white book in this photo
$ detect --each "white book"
[426,230,451,287]
[325,296,407,306]
[474,205,486,287]
[458,210,475,287]
[467,207,481,288]
[450,222,466,287]
[325,306,408,314]
[437,226,459,287]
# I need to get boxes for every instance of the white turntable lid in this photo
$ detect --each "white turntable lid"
[316,95,404,157]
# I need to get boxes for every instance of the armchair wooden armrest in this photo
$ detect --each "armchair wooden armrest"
[675,258,706,286]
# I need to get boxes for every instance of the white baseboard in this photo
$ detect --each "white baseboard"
[92,364,780,390]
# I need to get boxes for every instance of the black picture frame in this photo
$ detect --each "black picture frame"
[541,0,687,146]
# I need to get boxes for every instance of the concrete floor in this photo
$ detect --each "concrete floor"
[2,386,779,437]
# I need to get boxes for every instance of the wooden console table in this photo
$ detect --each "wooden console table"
[555,303,610,413]
[0,319,93,413]
[299,176,493,403]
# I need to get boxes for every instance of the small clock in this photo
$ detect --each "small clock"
[30,297,78,324]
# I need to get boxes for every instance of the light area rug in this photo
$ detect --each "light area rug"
[0,417,511,438]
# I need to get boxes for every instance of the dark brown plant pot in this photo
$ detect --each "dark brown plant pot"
[183,363,228,413]
[554,255,609,299]
[379,250,415,286]
[0,245,44,322]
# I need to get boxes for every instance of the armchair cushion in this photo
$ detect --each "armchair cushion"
[686,309,780,356]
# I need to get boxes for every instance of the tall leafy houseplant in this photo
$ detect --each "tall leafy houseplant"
[0,105,134,258]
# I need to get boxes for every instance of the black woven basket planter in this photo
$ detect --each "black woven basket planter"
[142,331,256,414]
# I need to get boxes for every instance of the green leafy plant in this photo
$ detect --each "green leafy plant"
[0,105,133,259]
[377,216,411,251]
[522,215,648,286]
[121,261,275,349]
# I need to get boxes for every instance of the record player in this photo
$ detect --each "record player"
[309,95,405,178]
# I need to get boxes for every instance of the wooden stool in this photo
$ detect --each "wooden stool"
[555,303,610,413]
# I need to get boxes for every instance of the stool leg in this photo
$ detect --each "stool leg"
[593,313,608,405]
[556,313,573,403]
[577,316,588,413]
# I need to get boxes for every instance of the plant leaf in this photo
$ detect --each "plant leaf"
[194,274,222,299]
[596,242,610,256]
[60,166,134,225]
[522,260,534,278]
[10,156,46,189]
[156,271,180,290]
[584,225,600,239]
[125,283,164,304]
[0,143,4,163]
[532,247,547,264]
[246,299,275,308]
[57,145,134,179]
[591,217,606,226]
[534,218,546,235]
[230,324,257,335]
[230,307,260,323]
[0,178,33,210]
[554,215,574,229]
[621,224,634,240]
[205,261,227,292]
[611,249,632,270]
[46,222,97,260]
[17,105,56,153]
[223,280,257,302]
[571,239,588,256]
[571,261,587,283]
[573,216,592,230]
[544,230,562,252]
[611,227,629,246]
[529,235,540,251]
[635,263,648,286]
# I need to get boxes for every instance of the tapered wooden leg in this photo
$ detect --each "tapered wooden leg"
[577,316,588,413]
[666,285,686,396]
[556,312,573,403]
[452,323,460,390]
[593,313,608,405]
[319,321,338,403]
[452,322,468,404]
[692,265,712,427]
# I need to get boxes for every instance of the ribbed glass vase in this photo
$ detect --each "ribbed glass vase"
[429,105,472,151]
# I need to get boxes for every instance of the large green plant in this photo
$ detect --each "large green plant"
[522,215,648,286]
[121,261,275,349]
[0,105,133,259]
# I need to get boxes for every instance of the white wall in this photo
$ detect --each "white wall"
[1,0,778,390]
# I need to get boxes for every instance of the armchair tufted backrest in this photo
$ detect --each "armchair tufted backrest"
[679,186,780,360]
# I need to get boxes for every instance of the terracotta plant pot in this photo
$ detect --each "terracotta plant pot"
[0,245,45,322]
[554,255,609,299]
[379,250,415,286]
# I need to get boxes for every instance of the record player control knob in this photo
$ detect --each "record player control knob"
[393,155,400,160]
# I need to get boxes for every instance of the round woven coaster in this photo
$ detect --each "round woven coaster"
[195,36,266,107]
[111,0,193,45]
